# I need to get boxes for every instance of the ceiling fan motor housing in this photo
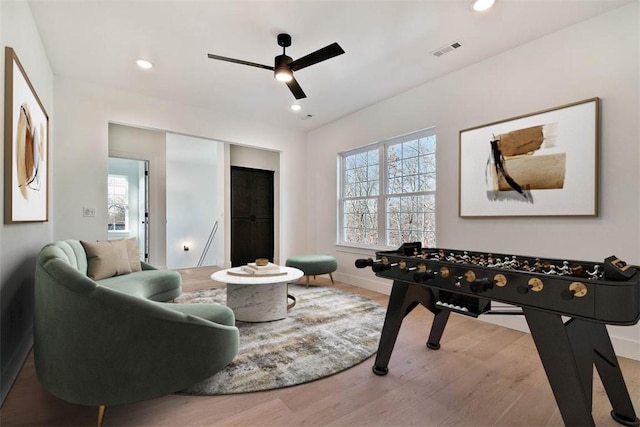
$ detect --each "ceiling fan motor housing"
[275,34,293,81]
[275,54,292,68]
[274,54,293,81]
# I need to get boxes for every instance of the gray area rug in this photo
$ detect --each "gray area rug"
[174,284,386,395]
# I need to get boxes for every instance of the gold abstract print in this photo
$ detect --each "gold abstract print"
[16,103,42,199]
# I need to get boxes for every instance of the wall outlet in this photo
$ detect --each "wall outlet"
[83,207,96,217]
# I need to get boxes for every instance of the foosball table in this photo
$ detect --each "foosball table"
[355,242,639,427]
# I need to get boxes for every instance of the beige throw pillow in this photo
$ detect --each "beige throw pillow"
[81,239,132,280]
[125,237,142,272]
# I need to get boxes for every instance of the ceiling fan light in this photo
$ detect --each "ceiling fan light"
[274,54,293,82]
[275,68,293,82]
[472,0,495,11]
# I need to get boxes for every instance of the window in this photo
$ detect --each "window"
[107,174,129,231]
[339,128,436,248]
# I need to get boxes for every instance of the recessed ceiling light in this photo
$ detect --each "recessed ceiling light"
[136,59,153,69]
[290,104,302,112]
[472,0,495,12]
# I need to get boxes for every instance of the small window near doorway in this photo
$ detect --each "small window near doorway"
[107,174,129,232]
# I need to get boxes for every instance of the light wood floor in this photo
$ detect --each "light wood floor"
[2,267,639,426]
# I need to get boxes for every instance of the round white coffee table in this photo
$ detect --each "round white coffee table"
[211,266,303,322]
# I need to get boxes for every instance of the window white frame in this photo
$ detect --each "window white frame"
[338,127,436,249]
[107,174,129,233]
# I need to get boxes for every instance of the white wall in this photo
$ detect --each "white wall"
[166,133,224,269]
[53,77,308,268]
[0,0,54,403]
[307,3,640,360]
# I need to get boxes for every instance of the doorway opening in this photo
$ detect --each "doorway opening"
[230,166,275,267]
[108,123,280,269]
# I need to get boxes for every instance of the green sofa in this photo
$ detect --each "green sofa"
[34,239,239,410]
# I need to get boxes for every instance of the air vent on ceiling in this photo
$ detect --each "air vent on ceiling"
[431,41,462,57]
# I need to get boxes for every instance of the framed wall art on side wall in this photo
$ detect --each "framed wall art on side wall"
[459,98,599,217]
[4,46,49,223]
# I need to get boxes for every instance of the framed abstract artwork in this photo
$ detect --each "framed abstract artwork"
[459,98,599,217]
[4,46,49,223]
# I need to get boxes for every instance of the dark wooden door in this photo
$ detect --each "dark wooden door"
[231,166,274,267]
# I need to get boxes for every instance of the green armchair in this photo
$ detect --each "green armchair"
[34,240,239,422]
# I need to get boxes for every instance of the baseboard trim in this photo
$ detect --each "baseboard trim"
[479,314,639,361]
[1,328,33,405]
[333,272,391,295]
[605,334,640,361]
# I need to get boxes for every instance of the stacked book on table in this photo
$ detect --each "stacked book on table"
[240,262,286,276]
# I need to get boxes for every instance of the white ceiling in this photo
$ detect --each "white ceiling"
[28,0,632,132]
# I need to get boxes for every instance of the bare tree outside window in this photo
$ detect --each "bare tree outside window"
[342,150,379,244]
[107,175,129,231]
[339,129,436,248]
[386,134,436,247]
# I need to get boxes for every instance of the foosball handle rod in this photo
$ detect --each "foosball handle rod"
[355,258,394,272]
[355,258,375,268]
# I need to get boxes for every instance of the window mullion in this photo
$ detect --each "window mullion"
[378,145,386,246]
[338,155,346,243]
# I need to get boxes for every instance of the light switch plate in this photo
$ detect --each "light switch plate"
[83,207,96,217]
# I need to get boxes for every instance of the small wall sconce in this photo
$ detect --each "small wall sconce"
[183,244,190,251]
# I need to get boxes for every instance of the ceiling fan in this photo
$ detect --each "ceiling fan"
[207,33,345,100]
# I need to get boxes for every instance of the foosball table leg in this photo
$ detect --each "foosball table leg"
[426,308,451,350]
[372,281,445,376]
[587,322,639,427]
[524,308,639,427]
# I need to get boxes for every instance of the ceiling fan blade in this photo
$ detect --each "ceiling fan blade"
[207,53,274,71]
[286,76,307,99]
[289,42,345,71]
